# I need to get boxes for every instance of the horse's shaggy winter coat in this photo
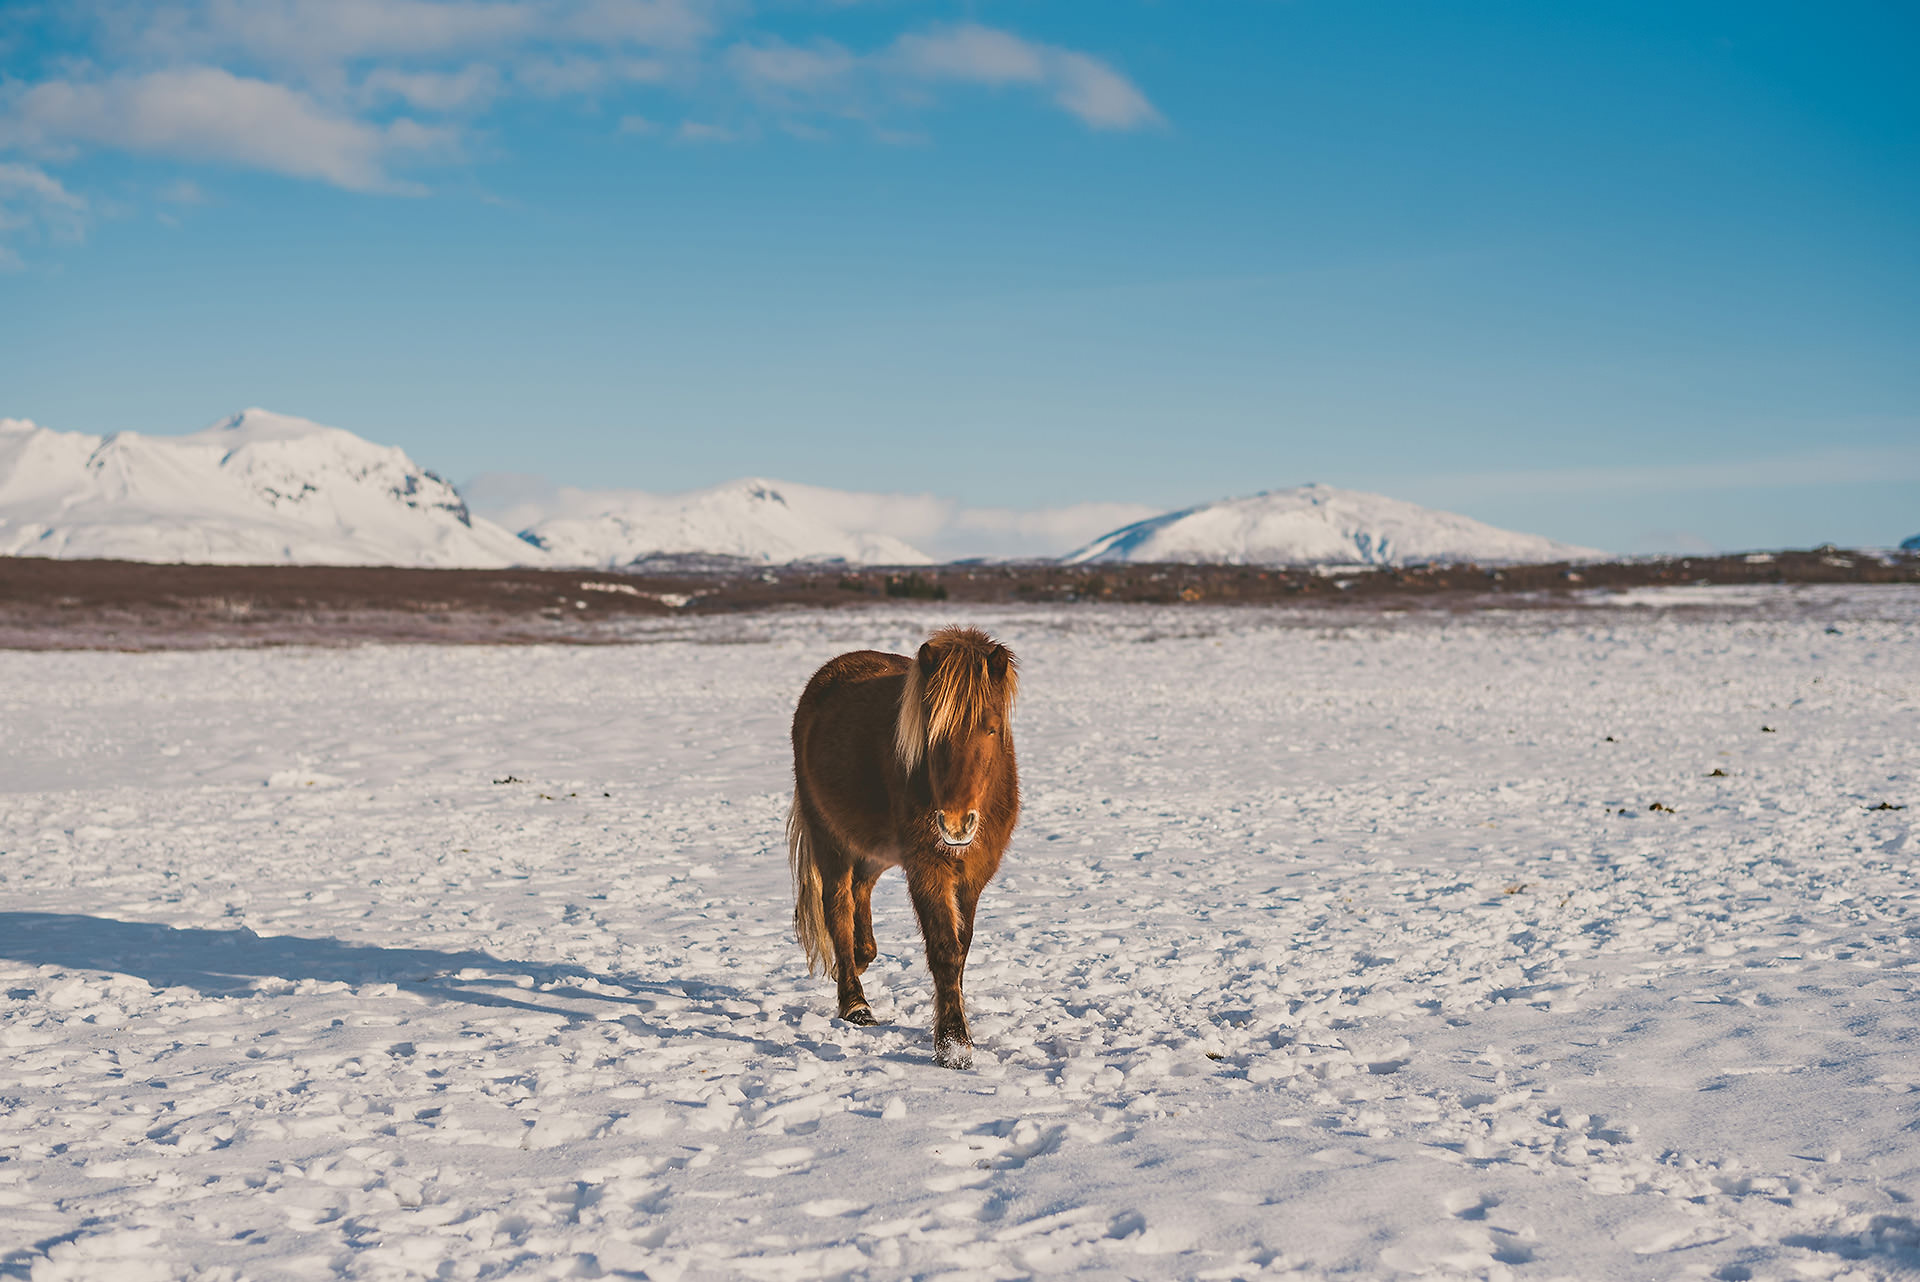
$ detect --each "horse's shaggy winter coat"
[788,626,1020,1068]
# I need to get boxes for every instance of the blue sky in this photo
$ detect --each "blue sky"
[2,0,1915,554]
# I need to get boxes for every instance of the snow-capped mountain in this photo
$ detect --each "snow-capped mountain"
[519,478,933,567]
[1064,484,1605,567]
[0,410,538,567]
[1,410,1606,570]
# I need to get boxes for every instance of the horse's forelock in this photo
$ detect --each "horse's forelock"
[894,628,1017,771]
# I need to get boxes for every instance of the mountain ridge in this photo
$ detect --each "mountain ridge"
[1064,483,1606,567]
[0,409,533,567]
[4,410,1623,569]
[518,476,934,567]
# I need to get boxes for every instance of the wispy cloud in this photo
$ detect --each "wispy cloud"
[134,0,548,72]
[559,0,716,50]
[3,66,450,193]
[361,63,502,110]
[713,23,1160,133]
[891,24,1160,130]
[930,501,1161,560]
[894,25,1046,84]
[1047,50,1160,131]
[515,53,667,96]
[726,38,857,94]
[0,2,1163,260]
[0,161,87,227]
[0,161,87,267]
[157,176,208,204]
[675,119,739,143]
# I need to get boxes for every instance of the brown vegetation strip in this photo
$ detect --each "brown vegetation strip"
[1,549,1912,650]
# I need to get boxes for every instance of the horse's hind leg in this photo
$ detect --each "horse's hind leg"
[851,862,882,975]
[815,838,877,1025]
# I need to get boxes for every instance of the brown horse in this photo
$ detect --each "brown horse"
[788,626,1021,1069]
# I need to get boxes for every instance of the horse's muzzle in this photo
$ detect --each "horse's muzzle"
[938,810,979,848]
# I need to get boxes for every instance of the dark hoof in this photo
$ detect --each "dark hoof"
[841,1005,877,1026]
[933,1037,974,1070]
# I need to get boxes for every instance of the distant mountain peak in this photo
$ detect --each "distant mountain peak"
[0,410,539,568]
[1065,483,1605,567]
[741,482,788,506]
[2,411,1612,569]
[518,474,931,567]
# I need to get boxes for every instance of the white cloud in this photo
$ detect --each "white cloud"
[726,39,857,92]
[891,23,1160,130]
[562,0,716,49]
[676,119,739,143]
[101,0,713,87]
[946,501,1159,542]
[158,176,208,203]
[0,161,87,219]
[362,63,501,110]
[894,24,1047,85]
[135,0,541,75]
[515,53,667,95]
[726,25,1158,130]
[0,161,90,252]
[0,2,1162,242]
[925,501,1159,561]
[1050,50,1160,131]
[4,66,448,192]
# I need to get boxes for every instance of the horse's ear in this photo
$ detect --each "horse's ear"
[987,645,1010,681]
[917,641,939,673]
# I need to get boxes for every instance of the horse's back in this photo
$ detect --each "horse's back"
[794,649,911,732]
[793,651,909,846]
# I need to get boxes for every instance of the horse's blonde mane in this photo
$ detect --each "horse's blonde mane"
[894,627,1018,771]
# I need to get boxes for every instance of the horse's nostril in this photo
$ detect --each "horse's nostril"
[939,811,977,844]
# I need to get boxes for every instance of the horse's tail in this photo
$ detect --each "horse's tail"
[787,792,836,979]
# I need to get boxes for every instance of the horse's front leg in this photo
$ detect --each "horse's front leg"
[907,864,978,1068]
[852,866,881,975]
[822,864,876,1025]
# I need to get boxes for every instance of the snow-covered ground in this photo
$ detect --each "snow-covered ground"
[2,589,1917,1281]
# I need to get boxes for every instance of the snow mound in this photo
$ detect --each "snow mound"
[0,410,542,568]
[520,478,933,567]
[1063,483,1606,567]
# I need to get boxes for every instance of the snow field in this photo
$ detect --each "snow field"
[1,592,1917,1280]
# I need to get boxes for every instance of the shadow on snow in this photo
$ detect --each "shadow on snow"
[0,911,759,1034]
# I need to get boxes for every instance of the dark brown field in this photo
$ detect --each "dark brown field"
[1,548,1913,650]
